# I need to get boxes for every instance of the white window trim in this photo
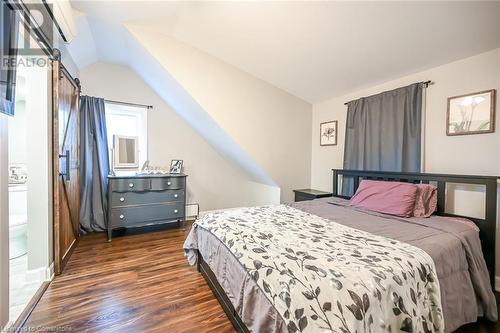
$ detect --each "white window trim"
[104,103,148,170]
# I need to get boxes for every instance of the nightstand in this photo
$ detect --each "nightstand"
[293,189,332,202]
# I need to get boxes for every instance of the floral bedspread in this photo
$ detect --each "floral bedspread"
[184,205,444,333]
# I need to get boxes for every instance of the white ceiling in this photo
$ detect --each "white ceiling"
[71,1,500,103]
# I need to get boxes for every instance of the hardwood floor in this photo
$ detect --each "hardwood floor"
[23,225,499,333]
[23,225,236,333]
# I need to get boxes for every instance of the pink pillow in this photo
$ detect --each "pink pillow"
[349,180,418,217]
[412,184,437,217]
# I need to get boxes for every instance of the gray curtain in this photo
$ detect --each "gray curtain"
[342,83,423,195]
[80,96,110,232]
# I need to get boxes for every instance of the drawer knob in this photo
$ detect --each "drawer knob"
[129,183,134,188]
[174,194,178,198]
[167,181,172,186]
[174,209,179,214]
[119,197,125,202]
[119,214,125,219]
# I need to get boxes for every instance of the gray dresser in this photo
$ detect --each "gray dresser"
[107,174,187,241]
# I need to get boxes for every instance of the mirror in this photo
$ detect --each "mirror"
[113,135,139,169]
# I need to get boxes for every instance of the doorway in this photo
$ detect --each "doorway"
[7,54,52,324]
[0,2,82,330]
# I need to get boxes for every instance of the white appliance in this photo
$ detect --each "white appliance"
[50,0,77,42]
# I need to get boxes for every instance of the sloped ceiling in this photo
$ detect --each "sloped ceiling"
[68,14,278,187]
[65,1,500,192]
[70,1,500,103]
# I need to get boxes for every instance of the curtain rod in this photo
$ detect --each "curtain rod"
[105,99,153,110]
[343,80,433,106]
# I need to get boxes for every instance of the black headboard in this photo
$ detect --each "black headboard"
[332,169,498,287]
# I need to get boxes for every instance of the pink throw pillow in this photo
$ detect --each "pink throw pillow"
[349,180,418,217]
[412,184,437,217]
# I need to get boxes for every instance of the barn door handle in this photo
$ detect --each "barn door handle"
[59,150,70,181]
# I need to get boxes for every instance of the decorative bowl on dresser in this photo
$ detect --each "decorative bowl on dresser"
[107,173,187,241]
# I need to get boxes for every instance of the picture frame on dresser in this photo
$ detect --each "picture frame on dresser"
[169,159,183,174]
[107,173,187,241]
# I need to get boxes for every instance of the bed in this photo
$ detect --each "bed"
[183,169,498,333]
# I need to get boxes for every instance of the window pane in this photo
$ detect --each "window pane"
[105,113,139,149]
[104,102,148,169]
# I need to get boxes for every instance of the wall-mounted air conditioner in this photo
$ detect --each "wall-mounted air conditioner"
[22,0,77,43]
[47,0,77,43]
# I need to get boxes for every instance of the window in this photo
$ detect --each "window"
[105,102,148,169]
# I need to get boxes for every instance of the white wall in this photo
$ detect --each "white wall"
[127,26,312,203]
[24,64,51,271]
[311,48,500,188]
[311,48,500,275]
[80,62,280,212]
[7,101,26,164]
[7,62,52,273]
[57,38,79,80]
[0,115,9,329]
[7,63,52,272]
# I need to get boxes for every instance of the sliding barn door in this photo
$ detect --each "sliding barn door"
[52,57,80,275]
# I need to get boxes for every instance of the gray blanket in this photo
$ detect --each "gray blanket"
[293,198,497,332]
[185,198,497,332]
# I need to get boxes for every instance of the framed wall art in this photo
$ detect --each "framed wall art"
[320,120,337,146]
[447,89,496,136]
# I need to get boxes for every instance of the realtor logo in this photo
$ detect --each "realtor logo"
[1,2,54,70]
[17,2,54,55]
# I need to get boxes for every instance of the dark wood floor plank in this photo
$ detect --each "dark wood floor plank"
[23,226,236,333]
[22,225,499,332]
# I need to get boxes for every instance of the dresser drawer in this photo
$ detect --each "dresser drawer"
[109,203,185,227]
[110,178,151,192]
[151,177,185,190]
[110,189,185,207]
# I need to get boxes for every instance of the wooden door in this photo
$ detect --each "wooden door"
[52,58,80,275]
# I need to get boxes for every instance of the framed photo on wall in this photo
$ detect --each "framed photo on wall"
[446,89,496,136]
[320,121,337,146]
